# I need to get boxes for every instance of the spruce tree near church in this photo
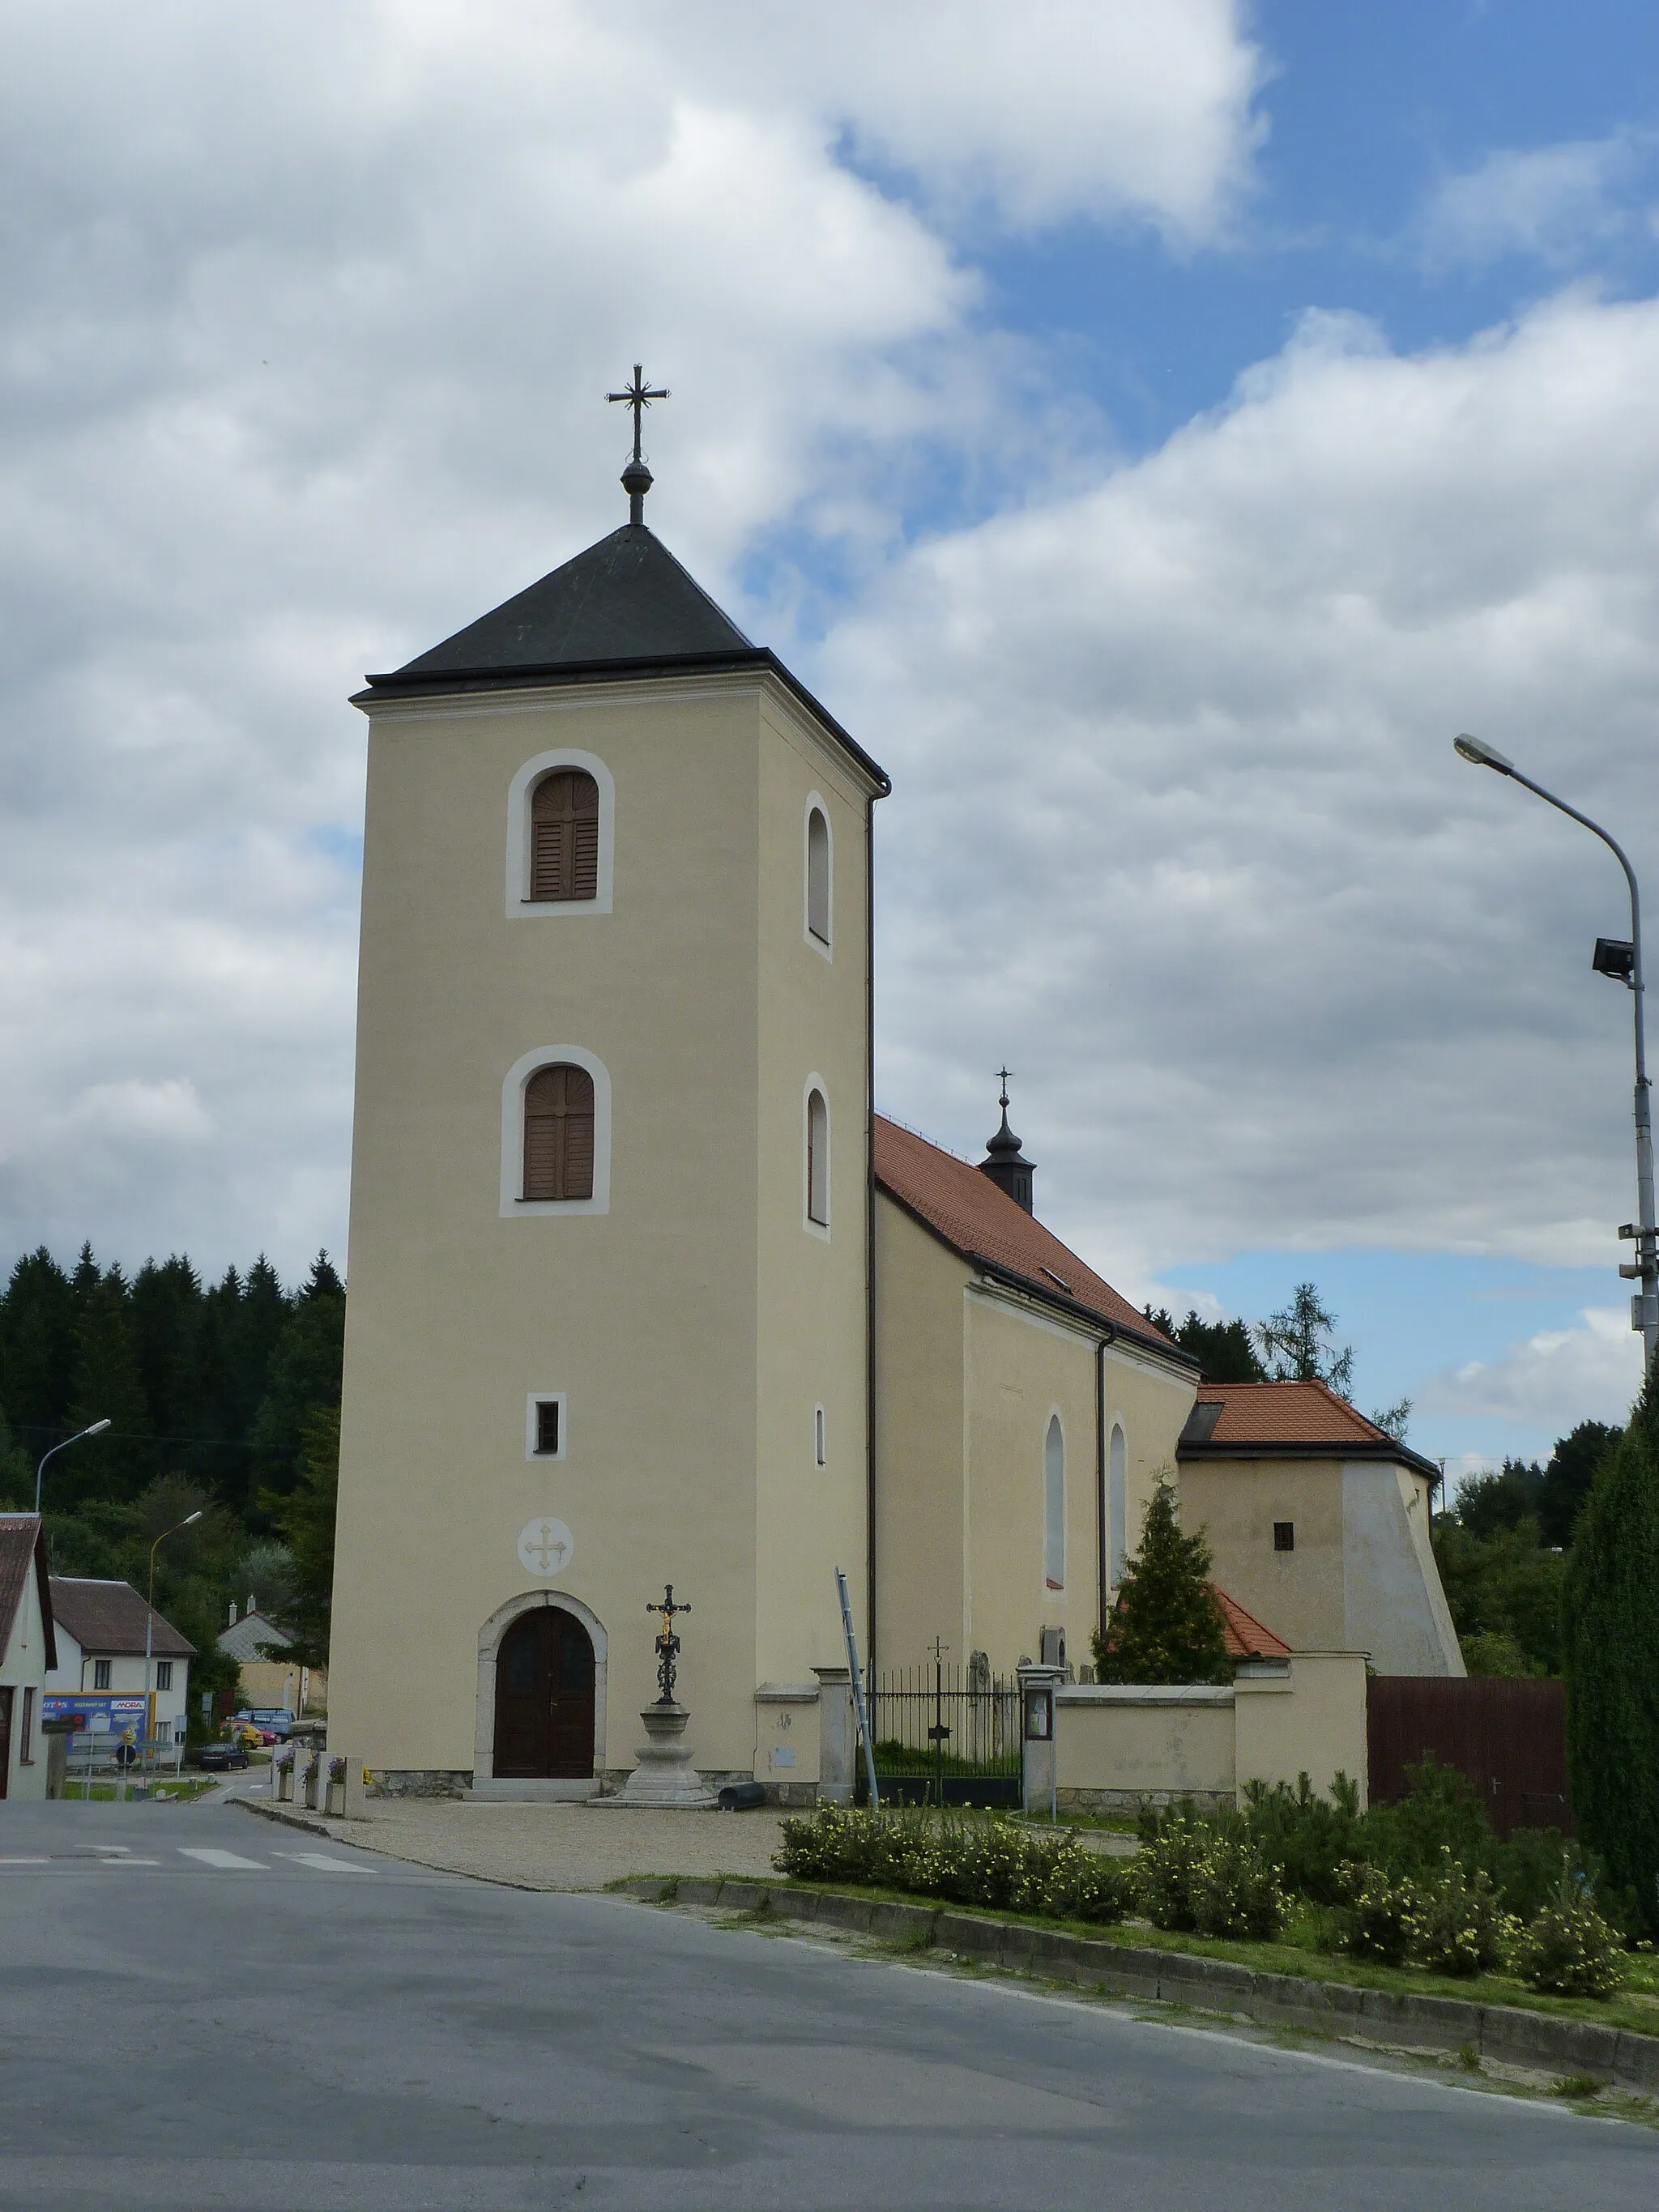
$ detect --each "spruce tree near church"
[1093,1475,1231,1687]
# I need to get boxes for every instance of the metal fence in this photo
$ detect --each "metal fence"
[856,1663,1021,1808]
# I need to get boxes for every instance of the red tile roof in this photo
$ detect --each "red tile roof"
[0,1515,57,1673]
[874,1117,1179,1351]
[49,1577,195,1660]
[1184,1379,1393,1448]
[1214,1587,1291,1660]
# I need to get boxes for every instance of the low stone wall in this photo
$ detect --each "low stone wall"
[629,1875,1659,2097]
[368,1769,472,1799]
[1050,1653,1369,1813]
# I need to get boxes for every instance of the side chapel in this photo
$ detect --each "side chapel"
[329,388,1460,1798]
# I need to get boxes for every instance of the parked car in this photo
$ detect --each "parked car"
[191,1740,250,1772]
[235,1707,295,1742]
[225,1720,266,1750]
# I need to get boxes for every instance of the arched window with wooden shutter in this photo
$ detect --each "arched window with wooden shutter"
[530,769,600,902]
[805,1085,830,1230]
[523,1063,595,1202]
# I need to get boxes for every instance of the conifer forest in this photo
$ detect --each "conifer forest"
[0,1243,344,1707]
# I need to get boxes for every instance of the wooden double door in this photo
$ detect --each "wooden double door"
[493,1608,595,1779]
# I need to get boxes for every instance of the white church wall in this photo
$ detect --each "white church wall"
[753,698,872,1689]
[871,1195,972,1672]
[332,676,793,1782]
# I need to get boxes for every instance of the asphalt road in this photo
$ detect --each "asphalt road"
[0,1800,1653,2210]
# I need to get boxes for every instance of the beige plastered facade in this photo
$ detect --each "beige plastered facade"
[872,1196,1198,1677]
[328,669,878,1789]
[1179,1454,1464,1677]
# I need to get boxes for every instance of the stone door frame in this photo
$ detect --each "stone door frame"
[474,1589,607,1800]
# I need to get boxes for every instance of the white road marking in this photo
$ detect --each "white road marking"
[177,1848,268,1870]
[0,1856,50,1865]
[273,1852,373,1874]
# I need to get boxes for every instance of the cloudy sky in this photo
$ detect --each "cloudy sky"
[2,1,1657,1475]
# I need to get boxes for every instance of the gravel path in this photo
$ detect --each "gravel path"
[232,1791,791,1890]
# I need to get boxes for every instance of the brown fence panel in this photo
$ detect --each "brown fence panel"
[1367,1676,1572,1839]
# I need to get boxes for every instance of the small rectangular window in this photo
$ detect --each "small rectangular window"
[20,1688,34,1764]
[526,1392,567,1460]
[1273,1521,1295,1553]
[93,1658,111,1690]
[814,1406,826,1467]
[155,1660,173,1691]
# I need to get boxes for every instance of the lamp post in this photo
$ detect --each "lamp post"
[146,1510,203,1747]
[1453,733,1657,1375]
[33,1417,111,1514]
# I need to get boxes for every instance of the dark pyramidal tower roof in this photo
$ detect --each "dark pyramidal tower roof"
[390,524,755,679]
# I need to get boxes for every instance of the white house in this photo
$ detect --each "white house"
[0,1515,56,1801]
[45,1579,194,1745]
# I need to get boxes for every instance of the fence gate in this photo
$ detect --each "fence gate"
[1367,1675,1572,1839]
[855,1662,1021,1809]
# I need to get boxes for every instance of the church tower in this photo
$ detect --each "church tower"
[328,386,887,1794]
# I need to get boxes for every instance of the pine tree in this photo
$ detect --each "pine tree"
[1256,1281,1354,1396]
[1093,1474,1231,1686]
[1563,1379,1659,1935]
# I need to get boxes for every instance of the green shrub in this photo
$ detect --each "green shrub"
[1188,1833,1288,1940]
[1239,1773,1364,1905]
[1333,1862,1414,1964]
[1516,1862,1628,1999]
[1361,1758,1497,1883]
[772,1808,1133,1927]
[1405,1848,1518,1977]
[1135,1809,1215,1932]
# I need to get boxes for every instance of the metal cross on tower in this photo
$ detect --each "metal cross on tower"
[996,1067,1013,1110]
[648,1583,692,1707]
[607,364,668,462]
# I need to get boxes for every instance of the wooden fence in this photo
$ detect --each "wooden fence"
[1367,1676,1572,1839]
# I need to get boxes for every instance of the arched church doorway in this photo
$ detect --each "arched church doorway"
[493,1606,595,1779]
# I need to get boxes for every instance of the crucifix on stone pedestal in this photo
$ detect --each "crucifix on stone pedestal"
[650,1583,691,1706]
[591,1580,715,1809]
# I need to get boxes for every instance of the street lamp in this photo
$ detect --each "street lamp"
[147,1510,203,1747]
[1452,734,1657,1375]
[33,1418,112,1515]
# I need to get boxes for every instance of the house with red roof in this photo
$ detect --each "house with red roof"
[0,1515,56,1801]
[1179,1381,1463,1676]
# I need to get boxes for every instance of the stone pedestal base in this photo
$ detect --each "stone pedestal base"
[590,1703,716,1809]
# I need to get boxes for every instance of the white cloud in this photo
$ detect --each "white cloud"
[1420,1307,1643,1434]
[1417,134,1651,271]
[832,289,1659,1311]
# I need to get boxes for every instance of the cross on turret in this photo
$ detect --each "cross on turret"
[607,364,669,524]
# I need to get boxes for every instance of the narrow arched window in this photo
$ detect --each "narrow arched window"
[523,1064,595,1201]
[530,769,600,902]
[806,1087,829,1228]
[1108,1423,1127,1590]
[1044,1415,1065,1589]
[806,805,830,947]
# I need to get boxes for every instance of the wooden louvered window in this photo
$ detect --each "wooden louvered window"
[522,1063,595,1202]
[529,769,600,902]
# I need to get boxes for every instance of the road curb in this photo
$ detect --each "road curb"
[235,1796,335,1839]
[625,1875,1659,2095]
